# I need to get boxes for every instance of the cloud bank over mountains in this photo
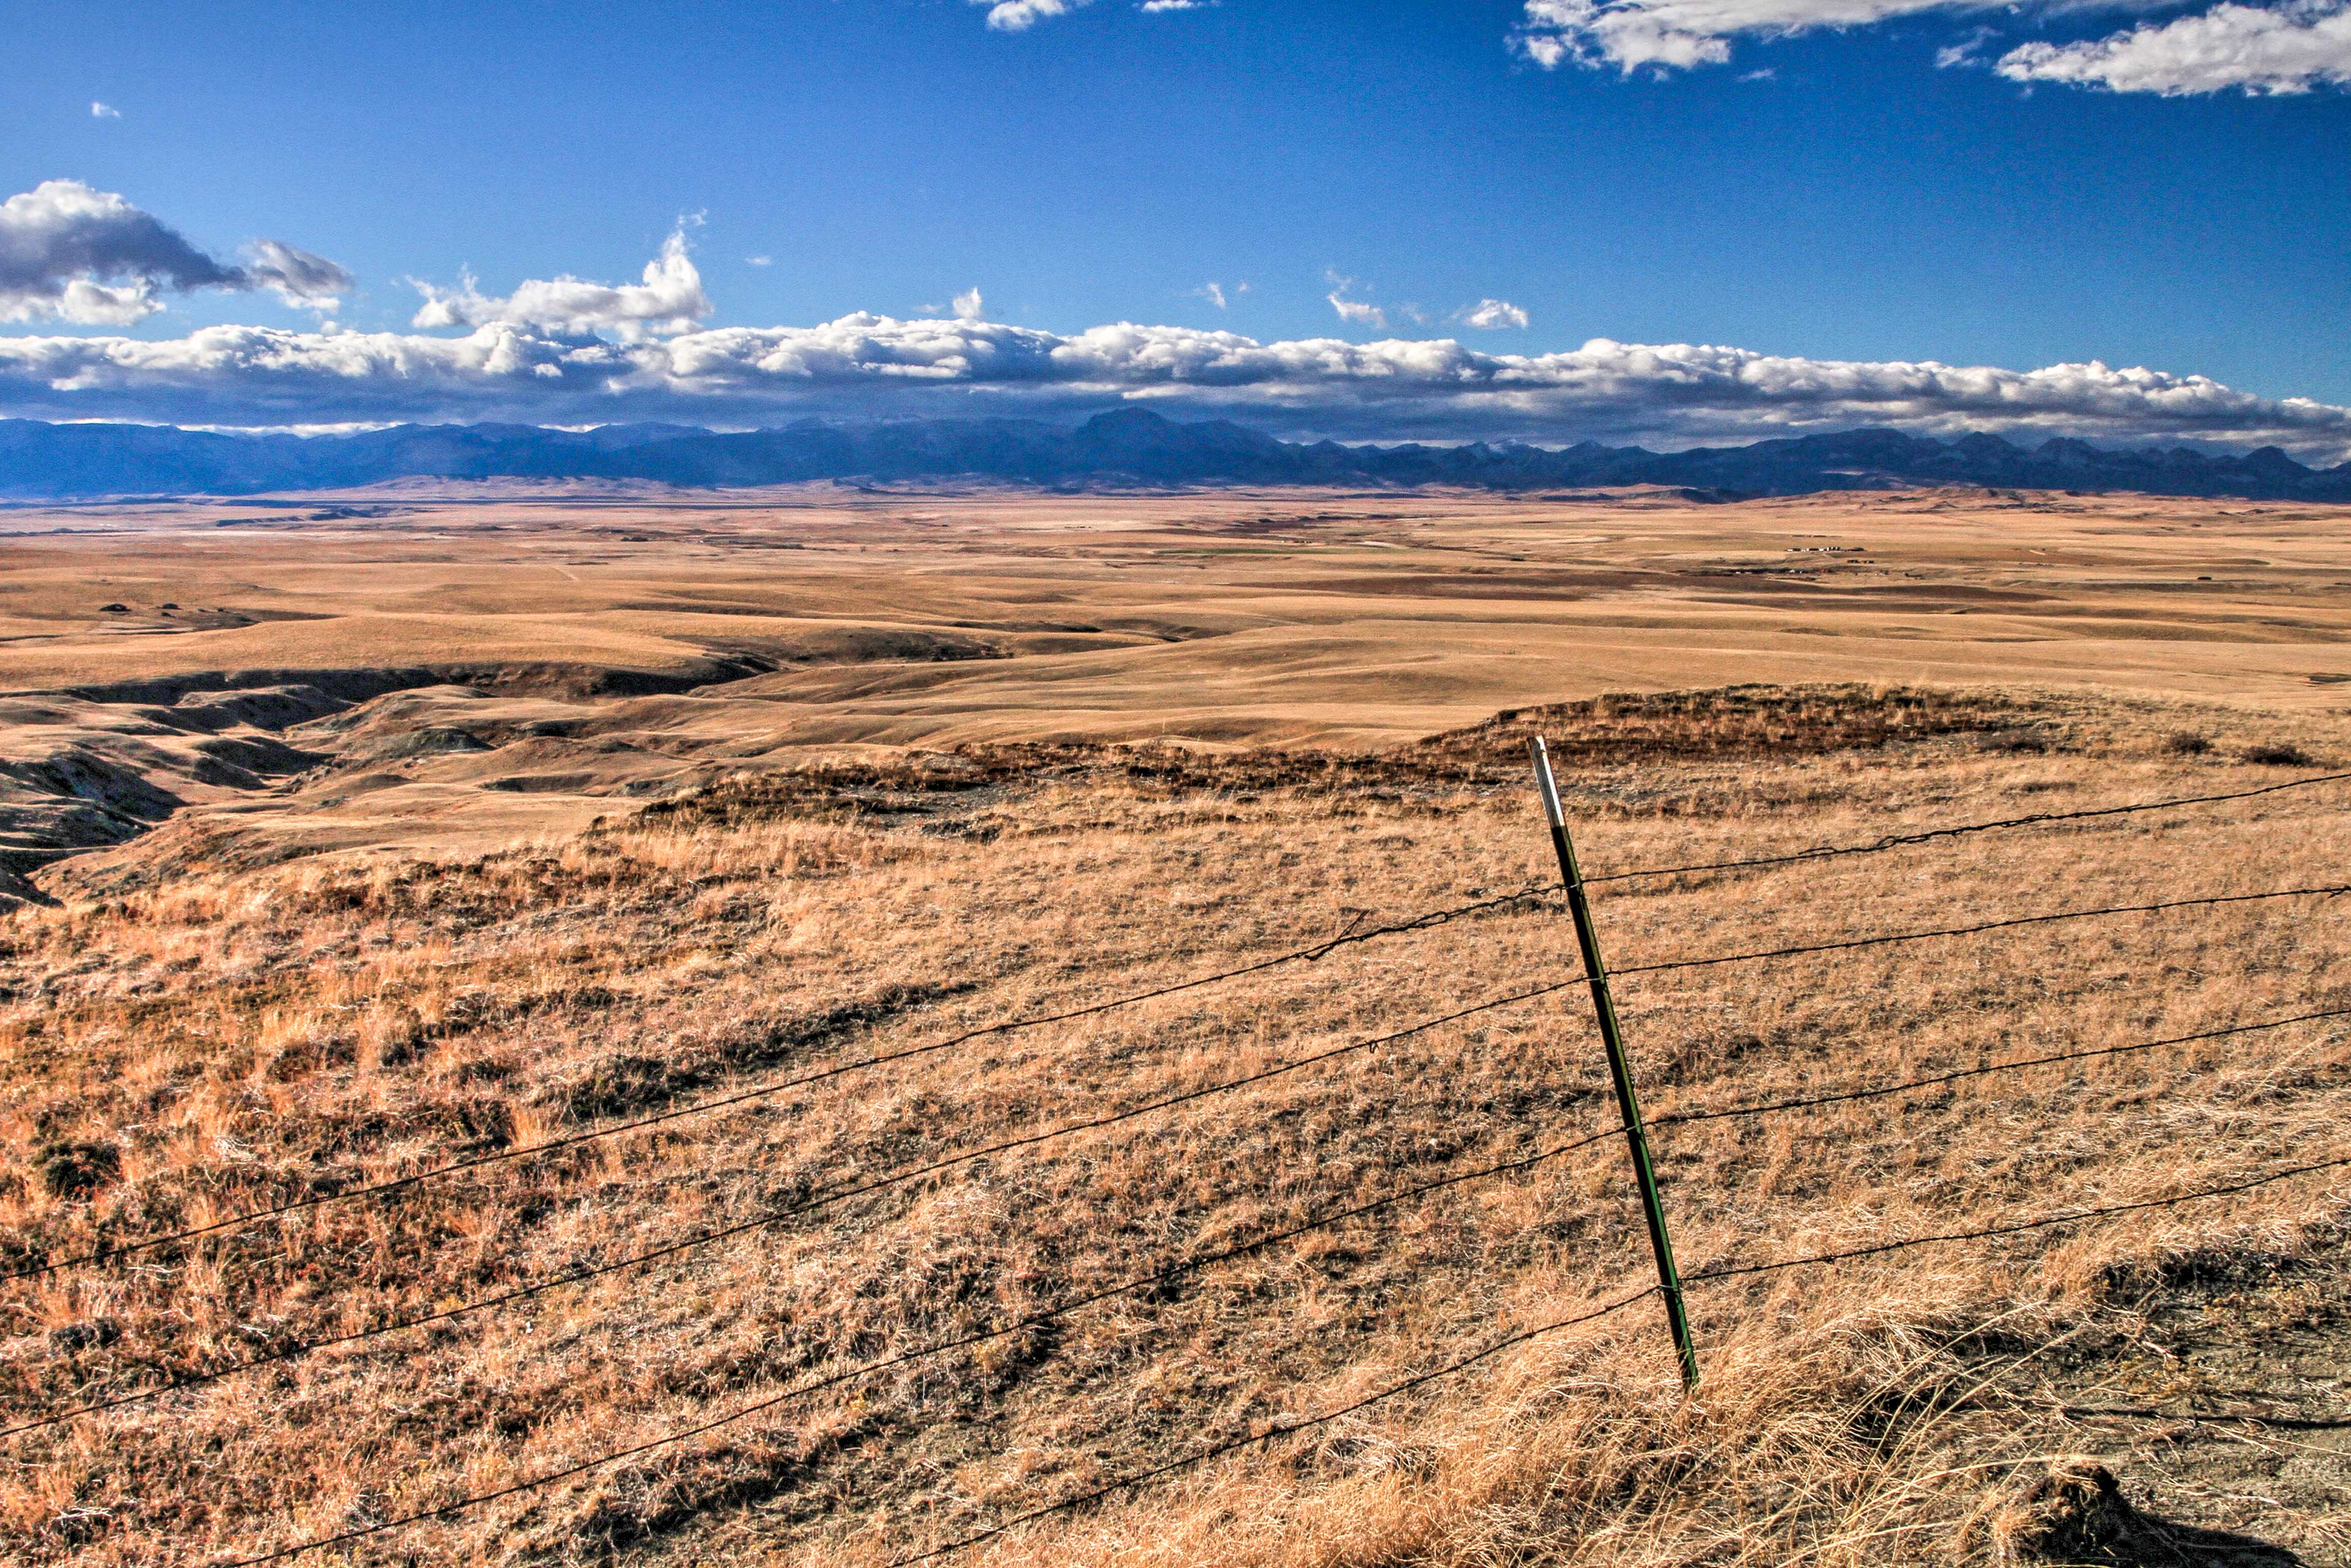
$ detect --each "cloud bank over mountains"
[4,193,2347,461]
[0,181,348,326]
[9,310,2350,460]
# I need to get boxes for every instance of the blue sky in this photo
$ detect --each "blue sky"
[4,0,2348,455]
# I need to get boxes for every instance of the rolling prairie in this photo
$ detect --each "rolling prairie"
[0,485,2344,1566]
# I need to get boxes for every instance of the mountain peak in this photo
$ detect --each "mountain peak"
[1078,407,1176,434]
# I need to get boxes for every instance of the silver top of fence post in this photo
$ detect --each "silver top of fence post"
[1529,735,1566,830]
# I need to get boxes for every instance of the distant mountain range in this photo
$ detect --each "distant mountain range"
[5,410,2350,502]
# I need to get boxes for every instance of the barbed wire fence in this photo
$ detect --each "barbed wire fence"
[3,758,2345,1564]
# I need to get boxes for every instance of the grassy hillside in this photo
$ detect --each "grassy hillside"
[0,685,2344,1566]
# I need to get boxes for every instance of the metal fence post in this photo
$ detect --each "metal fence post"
[1529,736,1699,1392]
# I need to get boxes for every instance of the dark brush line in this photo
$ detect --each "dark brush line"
[1584,768,2351,885]
[1685,1152,2351,1285]
[2,973,1592,1439]
[215,1129,1632,1565]
[1649,1006,2351,1133]
[1610,883,2351,980]
[886,1286,1663,1567]
[2,883,1551,1285]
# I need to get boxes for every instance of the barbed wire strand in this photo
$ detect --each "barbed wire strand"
[897,1146,2351,1565]
[21,891,2349,1434]
[102,998,2351,1554]
[81,1003,2351,1557]
[1,884,1551,1285]
[23,773,2344,1285]
[887,1287,1665,1567]
[28,772,2343,1553]
[1686,1152,2351,1285]
[215,1138,1642,1565]
[892,1150,2351,1566]
[872,1008,2351,1562]
[2,972,1595,1438]
[195,996,2350,1452]
[1586,768,2351,885]
[1649,1005,2351,1133]
[1609,883,2351,980]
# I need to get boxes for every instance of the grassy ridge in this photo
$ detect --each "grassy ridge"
[0,686,2344,1565]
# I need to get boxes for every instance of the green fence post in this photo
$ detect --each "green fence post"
[1529,736,1698,1392]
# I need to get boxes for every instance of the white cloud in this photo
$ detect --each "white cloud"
[1461,298,1532,331]
[1325,272,1386,329]
[1997,0,2351,92]
[1517,0,1997,72]
[746,254,773,267]
[8,311,2350,461]
[243,239,354,315]
[953,287,986,322]
[1513,0,2351,81]
[977,0,1201,22]
[1934,25,2000,66]
[34,281,157,328]
[0,179,347,326]
[91,102,121,120]
[411,225,710,338]
[1194,282,1228,309]
[976,0,1090,29]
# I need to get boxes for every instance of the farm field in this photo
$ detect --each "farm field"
[0,486,2344,1566]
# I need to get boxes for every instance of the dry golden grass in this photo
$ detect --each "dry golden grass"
[11,484,2351,724]
[9,482,2350,896]
[0,683,2344,1566]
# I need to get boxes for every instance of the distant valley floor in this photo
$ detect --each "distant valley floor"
[0,484,2345,895]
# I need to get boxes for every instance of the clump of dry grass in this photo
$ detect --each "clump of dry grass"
[1982,1457,2145,1564]
[0,684,2344,1566]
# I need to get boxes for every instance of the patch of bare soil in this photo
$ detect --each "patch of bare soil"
[1978,1232,2351,1564]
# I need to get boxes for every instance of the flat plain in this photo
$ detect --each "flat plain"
[0,484,2344,1566]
